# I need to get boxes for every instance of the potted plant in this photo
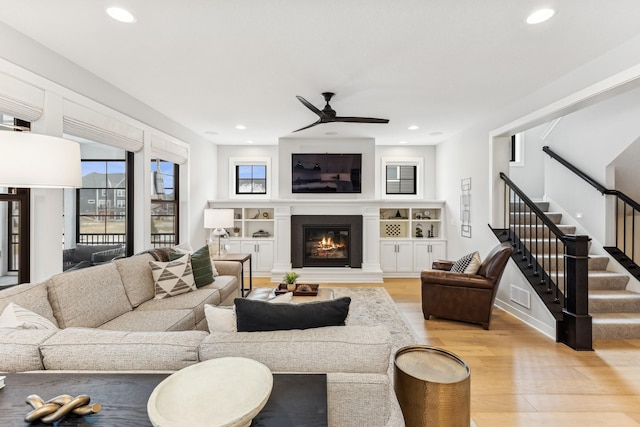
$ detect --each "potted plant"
[232,226,241,237]
[282,272,300,291]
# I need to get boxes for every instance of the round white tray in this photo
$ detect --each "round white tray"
[147,357,273,427]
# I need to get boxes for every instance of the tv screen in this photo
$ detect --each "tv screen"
[292,153,362,193]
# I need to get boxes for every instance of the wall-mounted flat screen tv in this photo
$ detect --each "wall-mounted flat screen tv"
[292,153,362,193]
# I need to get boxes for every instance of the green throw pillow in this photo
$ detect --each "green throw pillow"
[169,245,214,288]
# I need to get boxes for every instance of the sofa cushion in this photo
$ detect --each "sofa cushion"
[40,327,207,371]
[150,257,196,299]
[199,274,238,304]
[0,302,58,330]
[0,329,58,372]
[47,263,132,329]
[74,244,123,262]
[199,325,391,374]
[98,309,195,332]
[169,245,214,288]
[0,281,58,327]
[235,297,351,332]
[204,292,292,333]
[136,288,220,325]
[115,253,156,307]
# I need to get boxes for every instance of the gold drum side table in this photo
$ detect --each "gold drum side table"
[394,345,470,427]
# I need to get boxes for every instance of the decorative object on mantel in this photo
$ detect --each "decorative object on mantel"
[232,226,241,237]
[282,272,300,291]
[252,230,270,238]
[24,394,102,424]
[262,211,269,219]
[415,223,424,238]
[253,209,261,219]
[461,178,471,238]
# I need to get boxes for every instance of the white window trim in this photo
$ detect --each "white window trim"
[381,157,424,200]
[229,157,271,200]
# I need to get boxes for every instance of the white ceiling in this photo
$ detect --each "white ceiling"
[1,1,640,146]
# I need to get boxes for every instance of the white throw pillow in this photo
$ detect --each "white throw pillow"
[0,302,58,330]
[149,257,197,299]
[204,292,293,333]
[450,251,482,274]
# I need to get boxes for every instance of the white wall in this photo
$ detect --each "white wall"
[508,123,547,198]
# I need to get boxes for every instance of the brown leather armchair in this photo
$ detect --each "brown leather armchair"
[421,242,513,330]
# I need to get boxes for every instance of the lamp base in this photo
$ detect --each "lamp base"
[209,229,229,257]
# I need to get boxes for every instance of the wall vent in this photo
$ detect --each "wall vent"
[510,284,531,309]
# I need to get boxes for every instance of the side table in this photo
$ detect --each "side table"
[213,253,252,297]
[394,345,470,427]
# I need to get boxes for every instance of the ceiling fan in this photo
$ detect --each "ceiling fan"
[293,92,389,133]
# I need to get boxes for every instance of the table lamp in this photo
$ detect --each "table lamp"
[204,209,234,257]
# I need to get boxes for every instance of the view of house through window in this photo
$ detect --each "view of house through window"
[78,159,127,244]
[386,165,417,194]
[151,159,179,247]
[236,164,267,194]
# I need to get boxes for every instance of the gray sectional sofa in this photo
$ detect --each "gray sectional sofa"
[0,251,404,426]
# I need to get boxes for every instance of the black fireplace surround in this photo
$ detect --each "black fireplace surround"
[291,215,363,268]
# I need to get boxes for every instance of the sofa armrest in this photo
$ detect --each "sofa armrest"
[421,270,494,290]
[431,260,455,271]
[213,260,242,286]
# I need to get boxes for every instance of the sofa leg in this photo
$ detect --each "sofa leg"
[423,313,431,320]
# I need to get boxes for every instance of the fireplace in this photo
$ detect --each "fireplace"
[291,215,362,268]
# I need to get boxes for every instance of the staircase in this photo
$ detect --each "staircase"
[513,202,640,339]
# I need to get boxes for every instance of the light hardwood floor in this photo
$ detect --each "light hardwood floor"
[253,277,640,427]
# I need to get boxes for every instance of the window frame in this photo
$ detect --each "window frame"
[380,157,424,199]
[150,159,179,248]
[229,157,271,199]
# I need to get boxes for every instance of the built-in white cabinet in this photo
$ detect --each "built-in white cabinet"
[380,241,414,273]
[240,239,274,274]
[413,240,447,272]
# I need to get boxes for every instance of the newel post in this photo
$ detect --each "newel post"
[558,235,593,350]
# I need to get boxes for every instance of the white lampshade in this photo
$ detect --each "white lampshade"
[204,209,234,229]
[0,132,82,188]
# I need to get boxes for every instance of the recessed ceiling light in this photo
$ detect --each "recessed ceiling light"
[408,125,419,130]
[246,140,254,144]
[235,125,247,130]
[106,7,137,23]
[399,141,408,144]
[526,8,555,24]
[429,131,444,136]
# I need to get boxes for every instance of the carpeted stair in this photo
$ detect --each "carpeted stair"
[511,202,640,339]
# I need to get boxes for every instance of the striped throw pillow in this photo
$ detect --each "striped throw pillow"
[149,256,196,299]
[0,302,58,330]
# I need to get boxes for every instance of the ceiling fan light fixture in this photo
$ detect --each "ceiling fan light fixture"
[106,7,137,23]
[526,8,555,24]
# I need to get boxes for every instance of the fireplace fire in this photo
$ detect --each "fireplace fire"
[291,215,362,268]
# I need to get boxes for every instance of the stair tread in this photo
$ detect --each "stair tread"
[592,313,640,322]
[589,290,640,298]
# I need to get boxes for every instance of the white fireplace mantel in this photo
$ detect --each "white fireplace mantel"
[208,199,445,283]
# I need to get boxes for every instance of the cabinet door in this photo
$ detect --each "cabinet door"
[254,240,274,272]
[380,241,399,272]
[413,241,432,272]
[226,239,242,254]
[395,241,414,272]
[429,241,447,263]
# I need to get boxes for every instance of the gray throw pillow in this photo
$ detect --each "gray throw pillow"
[234,297,351,332]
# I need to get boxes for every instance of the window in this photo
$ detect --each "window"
[381,157,423,199]
[386,165,416,195]
[236,165,267,194]
[229,158,271,199]
[151,159,179,247]
[77,159,128,244]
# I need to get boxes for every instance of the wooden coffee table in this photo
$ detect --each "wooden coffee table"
[0,372,327,426]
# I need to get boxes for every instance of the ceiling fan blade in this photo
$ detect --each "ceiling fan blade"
[292,119,322,133]
[335,116,389,124]
[296,96,325,118]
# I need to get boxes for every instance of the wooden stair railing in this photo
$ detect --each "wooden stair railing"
[495,172,592,351]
